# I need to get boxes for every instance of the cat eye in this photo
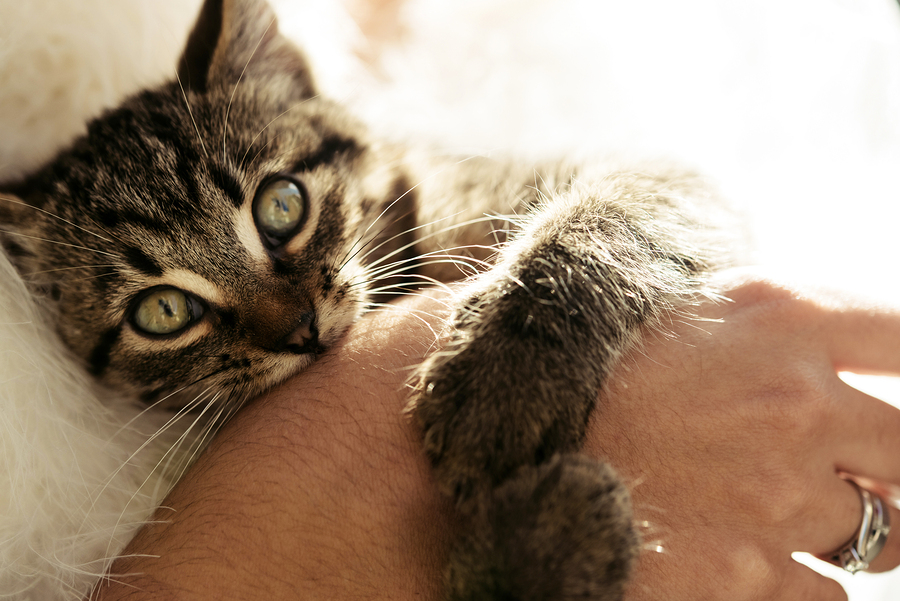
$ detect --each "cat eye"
[253,177,308,247]
[131,287,204,336]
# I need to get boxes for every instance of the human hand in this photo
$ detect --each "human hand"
[584,272,900,600]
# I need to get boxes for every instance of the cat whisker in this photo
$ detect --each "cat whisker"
[157,389,251,492]
[530,170,555,203]
[0,195,116,244]
[361,281,443,297]
[359,265,471,295]
[363,288,456,307]
[335,156,492,268]
[174,69,209,159]
[110,369,231,438]
[335,207,421,272]
[341,213,502,279]
[238,97,318,171]
[344,188,424,261]
[100,375,252,555]
[244,134,281,175]
[489,221,522,242]
[105,401,228,566]
[171,391,229,479]
[101,391,210,494]
[92,386,220,560]
[50,271,120,283]
[364,287,424,297]
[25,264,118,276]
[59,560,133,601]
[223,16,278,165]
[364,246,494,279]
[363,265,467,286]
[352,268,473,305]
[364,302,446,339]
[0,228,120,258]
[243,133,278,173]
[363,252,490,284]
[364,298,453,364]
[148,392,229,491]
[362,228,499,273]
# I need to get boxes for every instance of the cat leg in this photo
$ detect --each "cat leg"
[411,171,729,599]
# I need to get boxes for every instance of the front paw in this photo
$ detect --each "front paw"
[409,284,599,501]
[446,454,638,601]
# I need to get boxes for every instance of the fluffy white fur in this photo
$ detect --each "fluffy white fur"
[0,1,200,181]
[0,248,190,599]
[2,0,900,599]
[0,2,201,598]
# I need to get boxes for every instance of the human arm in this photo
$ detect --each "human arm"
[94,275,900,600]
[93,291,458,600]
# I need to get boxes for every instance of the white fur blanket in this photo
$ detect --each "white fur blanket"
[1,0,899,598]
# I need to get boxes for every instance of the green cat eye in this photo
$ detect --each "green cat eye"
[132,288,203,336]
[253,177,307,246]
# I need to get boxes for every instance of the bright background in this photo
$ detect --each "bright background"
[2,0,900,597]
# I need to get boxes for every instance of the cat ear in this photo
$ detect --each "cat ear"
[178,0,315,97]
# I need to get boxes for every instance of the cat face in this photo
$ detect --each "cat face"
[0,0,402,404]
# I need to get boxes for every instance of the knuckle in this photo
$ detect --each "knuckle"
[716,546,782,601]
[723,278,823,333]
[725,277,797,307]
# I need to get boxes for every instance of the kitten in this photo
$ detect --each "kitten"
[0,0,736,598]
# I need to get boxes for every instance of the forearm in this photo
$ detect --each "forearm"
[93,275,900,601]
[94,295,456,600]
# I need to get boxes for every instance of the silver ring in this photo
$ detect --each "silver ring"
[831,481,891,574]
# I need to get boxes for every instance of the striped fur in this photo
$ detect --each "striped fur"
[0,0,739,598]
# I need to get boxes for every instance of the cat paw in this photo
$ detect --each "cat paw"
[445,454,638,601]
[410,282,604,501]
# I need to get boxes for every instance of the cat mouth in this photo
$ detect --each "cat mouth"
[284,340,327,355]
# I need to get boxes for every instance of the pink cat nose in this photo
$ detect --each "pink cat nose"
[282,312,320,354]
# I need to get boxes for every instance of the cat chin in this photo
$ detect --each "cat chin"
[237,352,325,397]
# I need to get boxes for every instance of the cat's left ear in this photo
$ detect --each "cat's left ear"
[178,0,315,98]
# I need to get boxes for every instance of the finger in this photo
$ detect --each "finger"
[841,475,900,508]
[774,559,848,601]
[829,381,900,485]
[820,301,900,376]
[816,495,900,575]
[815,478,900,574]
[865,498,900,573]
[801,476,876,558]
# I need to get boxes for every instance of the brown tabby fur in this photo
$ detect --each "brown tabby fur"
[0,0,737,598]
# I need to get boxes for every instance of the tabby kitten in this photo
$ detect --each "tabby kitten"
[0,0,735,598]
